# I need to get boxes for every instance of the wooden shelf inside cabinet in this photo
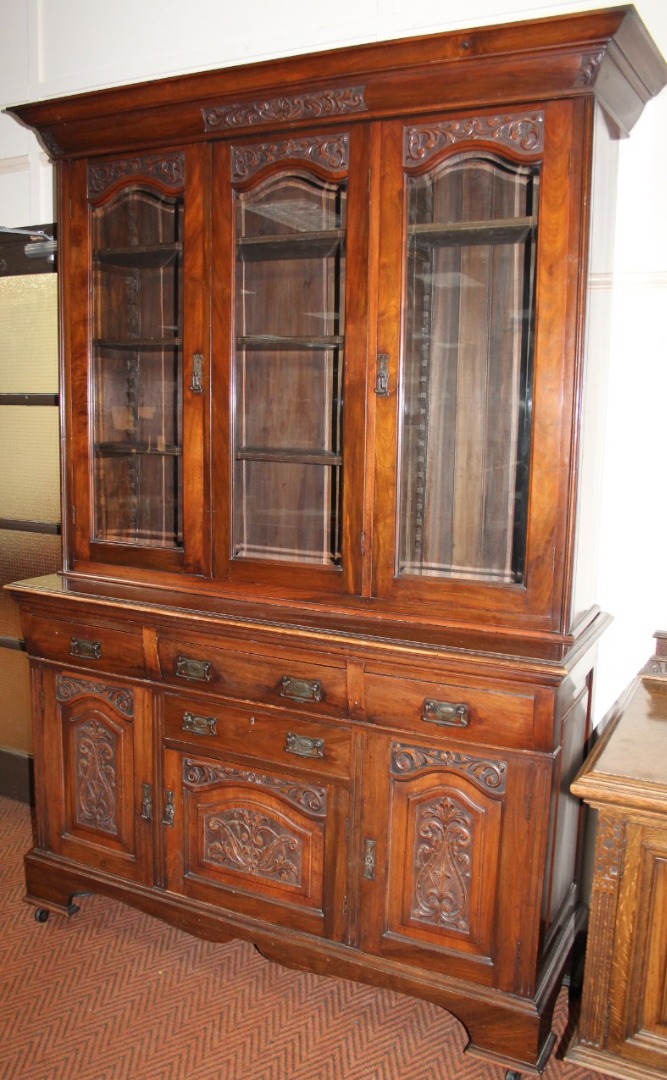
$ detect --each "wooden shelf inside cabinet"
[237,230,343,261]
[408,216,535,247]
[238,335,343,350]
[93,243,182,268]
[93,338,183,351]
[235,446,341,465]
[95,442,182,457]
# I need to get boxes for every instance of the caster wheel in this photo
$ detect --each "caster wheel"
[505,1072,522,1080]
[34,907,50,923]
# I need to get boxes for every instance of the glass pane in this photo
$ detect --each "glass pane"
[91,187,184,548]
[0,406,60,521]
[0,530,61,638]
[233,174,345,566]
[398,153,539,584]
[0,275,58,394]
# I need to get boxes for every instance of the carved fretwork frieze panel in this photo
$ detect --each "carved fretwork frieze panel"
[87,152,185,196]
[412,795,473,931]
[203,85,367,132]
[391,743,507,794]
[74,718,118,835]
[232,134,349,180]
[404,111,545,165]
[203,808,302,885]
[183,758,327,816]
[56,675,134,718]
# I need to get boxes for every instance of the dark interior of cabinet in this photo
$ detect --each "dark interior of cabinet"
[233,173,346,567]
[92,187,184,549]
[398,152,539,586]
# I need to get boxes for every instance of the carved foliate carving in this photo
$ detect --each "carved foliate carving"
[404,111,544,164]
[593,815,625,886]
[56,675,134,717]
[87,153,185,196]
[392,743,507,793]
[203,85,367,131]
[204,808,302,885]
[74,718,118,834]
[183,758,327,816]
[642,656,667,680]
[232,134,349,180]
[412,795,473,931]
[574,52,605,87]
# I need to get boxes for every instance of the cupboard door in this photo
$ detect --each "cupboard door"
[40,669,153,884]
[372,100,588,630]
[607,820,667,1072]
[65,145,209,575]
[359,732,551,993]
[211,127,369,596]
[163,747,350,940]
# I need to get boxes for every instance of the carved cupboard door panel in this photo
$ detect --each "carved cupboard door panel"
[40,669,154,884]
[162,749,350,940]
[359,732,552,993]
[606,819,667,1073]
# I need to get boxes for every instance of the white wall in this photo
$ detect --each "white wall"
[2,0,666,718]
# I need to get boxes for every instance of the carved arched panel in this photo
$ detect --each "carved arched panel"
[182,766,326,910]
[58,685,136,856]
[386,765,503,959]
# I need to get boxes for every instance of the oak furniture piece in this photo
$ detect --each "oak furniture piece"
[6,9,666,1076]
[567,634,667,1080]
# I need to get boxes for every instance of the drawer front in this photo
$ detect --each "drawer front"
[23,613,146,678]
[162,693,352,779]
[157,635,348,717]
[364,671,535,748]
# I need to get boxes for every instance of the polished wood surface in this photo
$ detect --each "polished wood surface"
[5,10,666,1078]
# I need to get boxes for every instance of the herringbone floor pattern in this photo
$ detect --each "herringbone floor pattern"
[0,796,614,1080]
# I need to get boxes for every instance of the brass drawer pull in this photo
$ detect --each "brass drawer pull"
[69,637,101,660]
[182,711,217,736]
[422,699,470,728]
[175,655,213,682]
[280,675,322,703]
[285,732,325,759]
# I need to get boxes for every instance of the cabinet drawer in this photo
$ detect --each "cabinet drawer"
[162,694,352,779]
[157,635,348,716]
[364,672,534,748]
[22,614,146,678]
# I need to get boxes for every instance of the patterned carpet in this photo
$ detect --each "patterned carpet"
[0,795,614,1080]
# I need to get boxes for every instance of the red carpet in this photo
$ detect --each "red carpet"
[0,795,614,1079]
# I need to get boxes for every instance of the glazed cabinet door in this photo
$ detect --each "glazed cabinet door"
[38,668,154,884]
[63,145,209,576]
[211,126,370,597]
[359,731,552,993]
[162,735,351,940]
[372,99,588,631]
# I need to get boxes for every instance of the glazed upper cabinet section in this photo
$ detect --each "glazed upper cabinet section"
[212,129,369,595]
[373,101,584,629]
[66,146,208,575]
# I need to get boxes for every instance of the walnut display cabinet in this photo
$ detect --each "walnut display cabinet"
[5,9,666,1077]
